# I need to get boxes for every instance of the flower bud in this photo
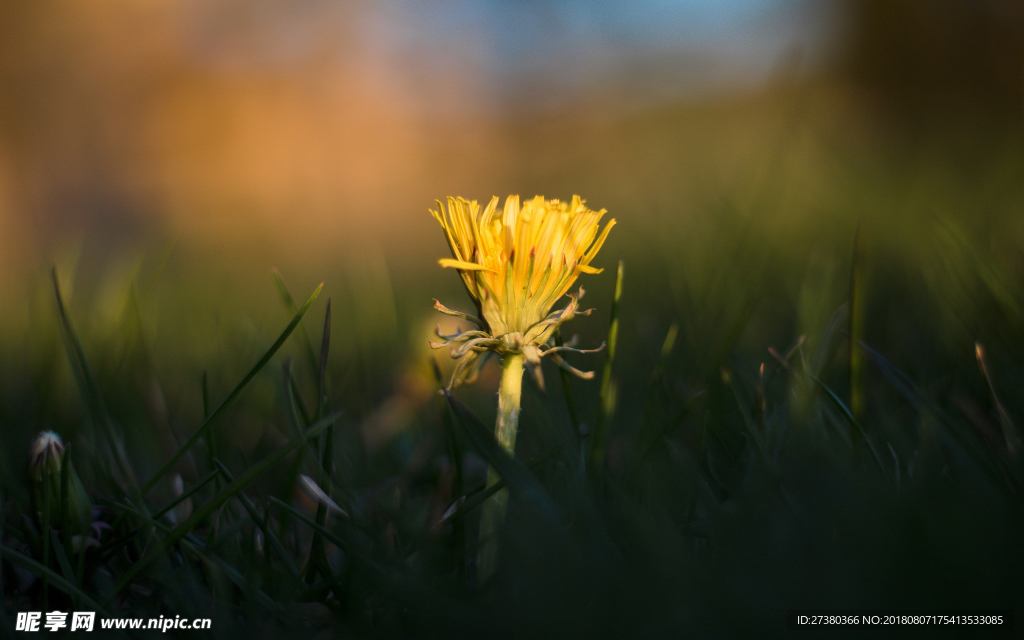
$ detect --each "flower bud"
[29,431,92,536]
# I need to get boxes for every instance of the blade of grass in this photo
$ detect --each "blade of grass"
[443,390,563,532]
[808,371,889,479]
[552,329,582,439]
[112,410,338,598]
[212,459,300,578]
[859,339,1021,494]
[273,496,486,628]
[49,529,80,609]
[637,323,679,453]
[273,269,320,377]
[0,499,8,638]
[975,342,1021,455]
[59,445,72,568]
[308,301,334,585]
[270,498,349,560]
[152,469,219,520]
[432,358,467,577]
[270,498,389,578]
[96,530,139,564]
[201,370,211,419]
[0,542,108,614]
[288,368,314,427]
[206,511,251,553]
[589,258,624,472]
[278,363,343,500]
[141,282,323,496]
[814,304,849,377]
[109,499,284,612]
[722,367,769,463]
[849,219,867,427]
[640,390,707,462]
[53,269,137,490]
[40,462,51,611]
[206,551,284,612]
[202,371,217,473]
[279,359,318,530]
[439,443,564,524]
[317,299,332,424]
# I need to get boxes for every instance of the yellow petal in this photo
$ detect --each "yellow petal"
[439,258,496,272]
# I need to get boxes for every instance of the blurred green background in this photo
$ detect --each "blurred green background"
[0,0,1022,636]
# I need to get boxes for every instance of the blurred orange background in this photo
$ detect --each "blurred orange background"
[0,0,1020,394]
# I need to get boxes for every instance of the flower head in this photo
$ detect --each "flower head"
[430,195,615,387]
[29,431,92,535]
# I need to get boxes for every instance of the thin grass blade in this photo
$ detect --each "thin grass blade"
[273,269,320,376]
[152,469,219,520]
[849,219,867,426]
[113,410,338,597]
[0,542,108,614]
[552,329,582,438]
[141,282,323,496]
[212,459,300,578]
[589,258,624,472]
[49,529,80,609]
[52,269,137,490]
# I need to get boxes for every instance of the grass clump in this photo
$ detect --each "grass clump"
[0,215,1022,639]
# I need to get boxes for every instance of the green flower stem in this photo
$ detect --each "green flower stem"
[477,352,524,583]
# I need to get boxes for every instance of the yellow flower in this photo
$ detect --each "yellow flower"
[430,195,615,387]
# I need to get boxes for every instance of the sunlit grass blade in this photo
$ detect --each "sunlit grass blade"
[141,282,324,497]
[112,410,339,598]
[273,269,320,377]
[589,258,624,472]
[0,542,108,614]
[975,342,1021,455]
[52,268,137,490]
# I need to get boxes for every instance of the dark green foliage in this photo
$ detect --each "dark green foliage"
[2,211,1023,638]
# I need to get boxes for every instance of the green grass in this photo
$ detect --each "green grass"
[1,98,1023,637]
